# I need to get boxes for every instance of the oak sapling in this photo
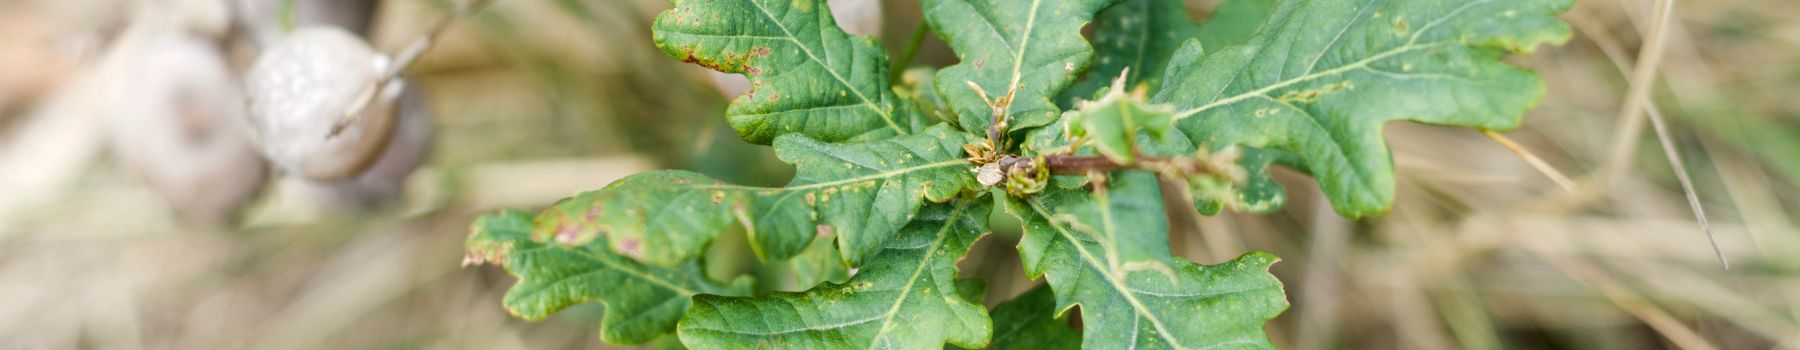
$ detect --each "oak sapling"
[465,0,1575,348]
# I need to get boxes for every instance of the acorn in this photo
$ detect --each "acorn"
[245,26,396,181]
[301,83,433,209]
[102,34,268,223]
[246,26,433,209]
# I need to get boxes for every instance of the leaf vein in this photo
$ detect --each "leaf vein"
[523,247,699,297]
[1025,198,1187,349]
[865,201,971,349]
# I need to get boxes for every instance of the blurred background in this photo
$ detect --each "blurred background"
[0,0,1795,349]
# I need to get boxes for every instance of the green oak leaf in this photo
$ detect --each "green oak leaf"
[987,285,1082,350]
[653,0,915,144]
[679,200,994,349]
[1195,0,1279,49]
[536,125,978,268]
[1060,0,1201,105]
[1028,170,1174,268]
[536,125,986,268]
[924,0,1123,133]
[1191,0,1289,216]
[1062,0,1280,108]
[1045,0,1292,216]
[1008,171,1288,349]
[464,210,752,345]
[1154,0,1573,217]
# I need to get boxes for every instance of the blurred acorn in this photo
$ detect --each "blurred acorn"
[102,34,268,223]
[300,83,433,209]
[245,26,391,180]
[246,25,433,209]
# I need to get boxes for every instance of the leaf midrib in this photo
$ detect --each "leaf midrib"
[681,202,975,344]
[866,201,971,349]
[1025,198,1186,349]
[1002,0,1047,100]
[530,245,700,296]
[746,0,906,135]
[686,313,887,336]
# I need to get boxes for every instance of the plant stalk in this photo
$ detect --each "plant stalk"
[1043,155,1234,179]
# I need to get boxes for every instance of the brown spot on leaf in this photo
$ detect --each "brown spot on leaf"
[679,50,734,72]
[816,224,833,238]
[617,238,643,258]
[554,224,580,245]
[973,59,986,69]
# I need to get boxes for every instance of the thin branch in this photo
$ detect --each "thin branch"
[1044,155,1129,174]
[1043,155,1234,179]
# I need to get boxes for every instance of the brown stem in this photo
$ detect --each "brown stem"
[1044,154,1235,179]
[1044,155,1127,174]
